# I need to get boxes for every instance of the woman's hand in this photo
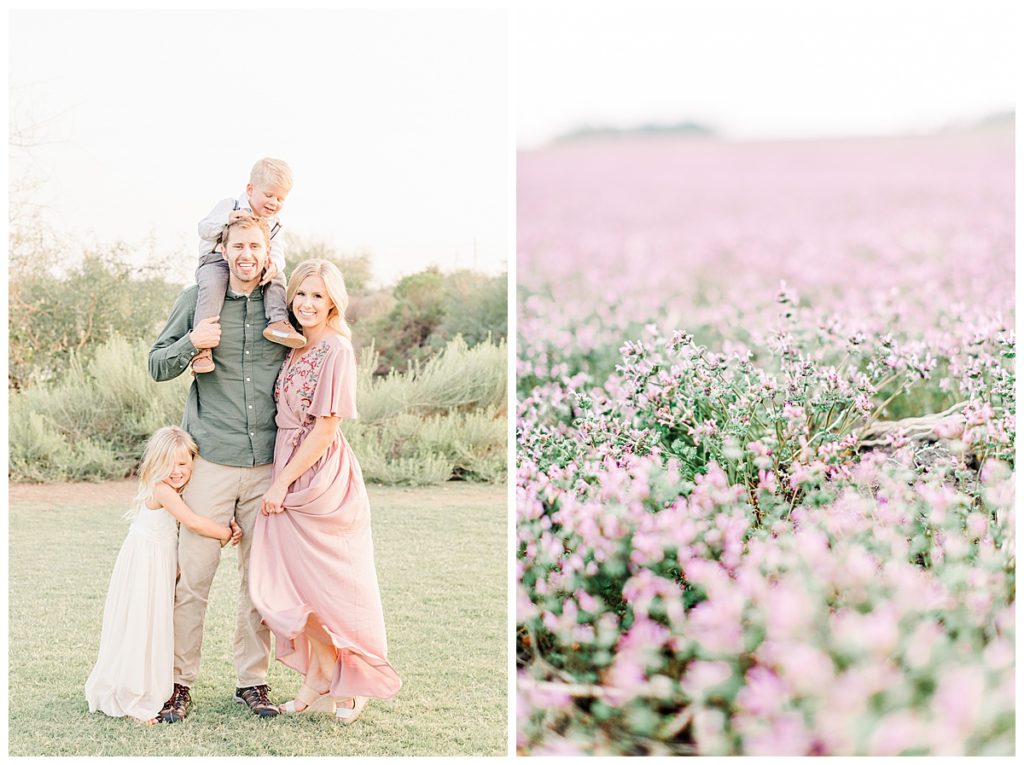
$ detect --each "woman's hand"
[261,481,288,516]
[228,518,244,546]
[218,525,232,548]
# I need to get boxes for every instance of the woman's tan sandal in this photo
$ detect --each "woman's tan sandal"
[334,696,368,724]
[279,683,334,715]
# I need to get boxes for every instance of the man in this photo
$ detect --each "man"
[149,216,289,722]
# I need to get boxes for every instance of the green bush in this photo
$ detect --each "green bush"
[9,336,191,481]
[8,409,74,482]
[363,267,508,375]
[417,408,506,482]
[9,335,507,486]
[344,407,506,485]
[358,336,507,421]
[345,419,456,486]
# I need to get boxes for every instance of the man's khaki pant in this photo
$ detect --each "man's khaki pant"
[175,456,273,688]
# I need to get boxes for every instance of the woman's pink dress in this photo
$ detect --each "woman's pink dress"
[250,334,401,700]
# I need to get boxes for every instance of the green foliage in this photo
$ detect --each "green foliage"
[367,267,447,373]
[9,337,191,481]
[10,335,506,486]
[432,271,507,350]
[346,407,506,485]
[416,409,507,482]
[365,268,508,375]
[358,336,507,421]
[345,336,508,484]
[9,247,179,389]
[345,419,456,486]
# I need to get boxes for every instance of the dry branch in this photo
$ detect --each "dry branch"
[859,400,967,448]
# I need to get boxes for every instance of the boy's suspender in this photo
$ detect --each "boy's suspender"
[240,198,283,239]
[217,199,282,246]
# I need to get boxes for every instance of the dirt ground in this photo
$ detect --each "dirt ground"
[9,479,507,510]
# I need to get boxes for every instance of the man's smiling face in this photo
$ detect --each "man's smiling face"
[222,223,269,288]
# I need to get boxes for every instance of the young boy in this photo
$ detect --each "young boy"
[192,157,305,373]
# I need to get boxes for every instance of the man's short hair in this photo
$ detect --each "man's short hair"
[250,157,293,191]
[222,216,272,248]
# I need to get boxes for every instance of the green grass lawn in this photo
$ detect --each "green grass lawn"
[8,481,508,756]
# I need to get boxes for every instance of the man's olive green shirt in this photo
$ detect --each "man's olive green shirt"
[149,284,287,467]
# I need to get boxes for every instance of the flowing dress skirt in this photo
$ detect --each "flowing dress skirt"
[85,507,177,720]
[251,336,401,701]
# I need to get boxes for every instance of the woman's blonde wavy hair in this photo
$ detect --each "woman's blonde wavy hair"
[286,259,352,339]
[127,426,198,518]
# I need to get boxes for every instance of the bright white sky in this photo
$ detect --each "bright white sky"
[516,0,1017,147]
[9,8,509,287]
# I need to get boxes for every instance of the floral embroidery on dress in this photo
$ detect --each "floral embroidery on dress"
[275,340,332,425]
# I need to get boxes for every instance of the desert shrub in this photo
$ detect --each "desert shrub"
[358,336,507,421]
[417,408,507,482]
[8,408,74,481]
[347,407,506,484]
[344,417,455,486]
[9,336,191,481]
[10,334,507,486]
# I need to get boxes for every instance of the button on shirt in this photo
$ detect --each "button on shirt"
[148,284,287,467]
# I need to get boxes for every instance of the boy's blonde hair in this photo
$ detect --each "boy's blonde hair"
[128,426,198,516]
[250,157,293,191]
[286,259,352,340]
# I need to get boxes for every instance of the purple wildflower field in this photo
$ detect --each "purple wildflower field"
[516,126,1014,755]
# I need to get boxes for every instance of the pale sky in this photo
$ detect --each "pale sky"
[516,0,1017,147]
[9,8,509,286]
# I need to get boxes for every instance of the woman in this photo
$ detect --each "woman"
[250,259,401,723]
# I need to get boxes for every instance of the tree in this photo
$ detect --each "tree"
[433,270,507,350]
[365,267,446,373]
[9,246,179,389]
[362,267,508,376]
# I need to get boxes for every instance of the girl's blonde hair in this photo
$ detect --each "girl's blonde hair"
[127,426,198,517]
[286,259,352,339]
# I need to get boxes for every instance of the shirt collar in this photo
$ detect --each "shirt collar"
[226,283,264,300]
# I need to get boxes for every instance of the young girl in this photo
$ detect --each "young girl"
[85,426,242,725]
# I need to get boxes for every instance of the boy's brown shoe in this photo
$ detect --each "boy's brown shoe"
[192,348,215,373]
[263,320,306,349]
